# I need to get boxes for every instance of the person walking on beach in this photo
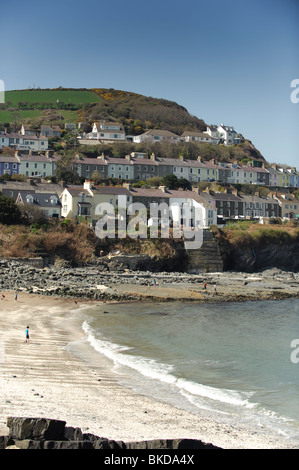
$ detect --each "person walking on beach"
[15,292,18,301]
[25,326,29,343]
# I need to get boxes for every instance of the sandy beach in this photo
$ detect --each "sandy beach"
[0,289,298,450]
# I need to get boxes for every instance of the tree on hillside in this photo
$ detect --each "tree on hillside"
[177,178,192,190]
[54,155,82,184]
[0,196,21,224]
[162,174,179,190]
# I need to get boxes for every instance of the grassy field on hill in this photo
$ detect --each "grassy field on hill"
[0,109,79,125]
[0,89,102,125]
[5,89,102,107]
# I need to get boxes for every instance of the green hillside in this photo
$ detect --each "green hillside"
[5,88,102,107]
[0,87,206,134]
[0,87,265,164]
[0,88,102,126]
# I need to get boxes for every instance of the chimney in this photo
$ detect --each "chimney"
[15,150,19,157]
[159,185,167,193]
[97,153,105,161]
[192,186,200,194]
[123,182,131,191]
[83,180,93,193]
[125,154,131,161]
[179,155,185,161]
[150,153,156,161]
[46,150,54,158]
[197,156,201,162]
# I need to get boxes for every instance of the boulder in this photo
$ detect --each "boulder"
[43,440,94,449]
[125,438,220,449]
[6,417,66,441]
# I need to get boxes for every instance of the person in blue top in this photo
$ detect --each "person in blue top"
[25,326,29,343]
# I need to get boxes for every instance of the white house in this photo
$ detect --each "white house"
[203,125,222,140]
[0,133,48,151]
[88,121,126,142]
[217,124,241,145]
[181,131,218,145]
[133,129,180,144]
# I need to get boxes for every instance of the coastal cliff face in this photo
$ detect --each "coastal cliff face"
[223,241,299,272]
[216,235,299,273]
[1,221,298,273]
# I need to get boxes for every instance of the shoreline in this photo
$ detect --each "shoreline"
[1,257,299,304]
[0,291,298,449]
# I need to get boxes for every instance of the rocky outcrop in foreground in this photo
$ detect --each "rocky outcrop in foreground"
[1,417,221,450]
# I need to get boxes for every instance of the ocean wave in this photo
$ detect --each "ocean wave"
[82,320,255,409]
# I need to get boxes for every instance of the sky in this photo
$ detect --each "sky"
[0,0,298,167]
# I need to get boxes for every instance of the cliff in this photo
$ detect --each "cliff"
[213,225,299,273]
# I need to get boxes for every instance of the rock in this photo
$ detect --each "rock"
[125,438,220,449]
[0,435,14,449]
[7,417,66,441]
[93,438,125,449]
[64,426,83,441]
[43,440,94,449]
[13,439,44,449]
[2,417,222,449]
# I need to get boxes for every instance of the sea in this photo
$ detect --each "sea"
[69,298,299,445]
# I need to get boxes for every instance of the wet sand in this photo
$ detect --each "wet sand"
[0,290,297,449]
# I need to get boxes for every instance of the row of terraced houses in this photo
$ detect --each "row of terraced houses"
[0,150,298,188]
[1,179,298,226]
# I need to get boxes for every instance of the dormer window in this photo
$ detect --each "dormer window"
[26,195,34,204]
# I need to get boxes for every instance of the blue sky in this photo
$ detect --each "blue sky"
[0,0,298,167]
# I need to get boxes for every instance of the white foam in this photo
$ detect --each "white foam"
[82,321,256,409]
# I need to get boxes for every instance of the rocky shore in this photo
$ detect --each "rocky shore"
[2,257,299,303]
[1,417,220,449]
